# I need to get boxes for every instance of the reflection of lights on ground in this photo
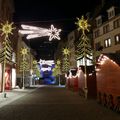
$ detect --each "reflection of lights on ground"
[53,85,65,88]
[43,77,56,85]
[41,85,65,88]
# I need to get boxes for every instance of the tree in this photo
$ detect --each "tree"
[0,21,15,97]
[62,47,70,73]
[20,47,29,89]
[75,16,91,99]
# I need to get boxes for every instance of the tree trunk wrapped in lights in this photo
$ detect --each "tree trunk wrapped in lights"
[0,39,13,94]
[75,16,92,99]
[0,21,15,97]
[0,39,13,63]
[76,34,92,61]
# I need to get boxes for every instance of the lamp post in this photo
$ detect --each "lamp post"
[75,16,91,99]
[20,47,29,89]
[0,21,15,97]
[62,47,70,73]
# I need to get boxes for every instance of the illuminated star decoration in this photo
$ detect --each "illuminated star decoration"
[48,25,61,41]
[0,21,15,39]
[19,24,61,41]
[75,16,91,34]
[33,60,37,65]
[63,48,70,56]
[20,47,28,55]
[56,60,61,65]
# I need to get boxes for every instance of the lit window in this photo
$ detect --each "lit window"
[116,36,119,41]
[105,40,108,47]
[115,35,120,44]
[104,38,111,48]
[108,38,111,46]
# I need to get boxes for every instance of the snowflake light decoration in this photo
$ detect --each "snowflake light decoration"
[19,24,61,41]
[75,16,90,34]
[63,48,70,55]
[0,21,15,38]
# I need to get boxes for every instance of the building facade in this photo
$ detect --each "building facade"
[67,31,77,68]
[16,34,36,88]
[93,6,120,53]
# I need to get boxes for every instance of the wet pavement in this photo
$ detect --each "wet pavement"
[0,85,119,120]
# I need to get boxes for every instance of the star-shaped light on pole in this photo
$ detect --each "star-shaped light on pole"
[19,24,61,41]
[20,47,28,56]
[56,59,61,65]
[0,21,15,39]
[75,16,90,34]
[33,60,37,65]
[63,47,70,56]
[0,21,15,97]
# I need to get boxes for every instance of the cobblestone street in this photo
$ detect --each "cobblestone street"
[0,85,119,120]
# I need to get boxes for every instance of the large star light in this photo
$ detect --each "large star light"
[19,24,61,41]
[75,16,90,34]
[20,47,28,55]
[48,25,61,41]
[0,21,15,38]
[63,48,70,56]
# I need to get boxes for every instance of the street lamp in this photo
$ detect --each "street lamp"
[75,16,91,99]
[20,47,29,89]
[0,21,15,97]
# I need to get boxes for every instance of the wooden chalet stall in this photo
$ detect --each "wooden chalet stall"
[65,66,97,99]
[77,66,97,98]
[96,53,120,112]
[70,68,78,92]
[65,68,78,91]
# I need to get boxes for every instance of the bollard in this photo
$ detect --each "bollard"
[4,92,7,98]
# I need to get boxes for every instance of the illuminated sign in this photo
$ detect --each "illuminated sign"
[41,67,51,71]
[38,59,54,66]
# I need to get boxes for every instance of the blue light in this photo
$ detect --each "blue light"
[39,62,56,84]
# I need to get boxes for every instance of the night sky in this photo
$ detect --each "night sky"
[13,0,101,60]
[14,0,100,31]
